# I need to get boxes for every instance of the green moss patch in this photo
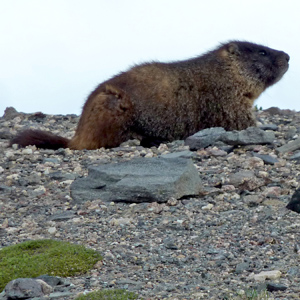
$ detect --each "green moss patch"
[0,239,102,291]
[75,289,139,300]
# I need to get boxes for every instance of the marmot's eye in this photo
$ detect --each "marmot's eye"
[259,50,267,56]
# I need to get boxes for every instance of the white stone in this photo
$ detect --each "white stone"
[65,148,73,155]
[258,171,269,178]
[36,279,54,295]
[2,218,9,228]
[74,166,82,173]
[202,203,214,210]
[230,193,241,200]
[33,186,46,194]
[110,217,133,226]
[167,197,178,206]
[191,292,208,298]
[158,143,168,152]
[22,148,33,155]
[253,270,282,282]
[59,180,74,187]
[237,289,245,296]
[13,116,22,123]
[6,174,19,180]
[72,218,82,223]
[48,227,56,234]
[145,152,154,158]
[5,151,15,158]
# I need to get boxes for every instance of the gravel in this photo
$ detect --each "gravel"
[1,107,300,299]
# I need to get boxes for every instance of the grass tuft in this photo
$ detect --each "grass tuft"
[0,239,102,291]
[75,289,139,300]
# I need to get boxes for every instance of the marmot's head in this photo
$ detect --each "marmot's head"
[221,41,289,89]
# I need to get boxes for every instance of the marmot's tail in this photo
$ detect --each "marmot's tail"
[10,129,70,150]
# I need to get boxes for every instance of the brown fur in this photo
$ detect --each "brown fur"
[10,41,289,150]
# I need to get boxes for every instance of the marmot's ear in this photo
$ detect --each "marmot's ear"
[227,42,240,56]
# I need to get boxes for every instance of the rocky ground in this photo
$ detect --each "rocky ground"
[1,107,300,300]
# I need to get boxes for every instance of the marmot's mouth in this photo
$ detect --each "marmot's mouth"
[270,65,289,86]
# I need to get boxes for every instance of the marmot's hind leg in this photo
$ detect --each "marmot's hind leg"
[69,85,134,150]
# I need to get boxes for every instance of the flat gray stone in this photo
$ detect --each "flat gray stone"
[220,127,275,145]
[161,150,196,159]
[266,282,288,292]
[185,127,226,150]
[5,278,53,299]
[48,171,76,181]
[235,262,249,274]
[287,267,300,277]
[0,185,11,192]
[48,211,76,222]
[70,157,202,203]
[43,158,61,164]
[259,124,278,131]
[185,127,274,150]
[277,138,300,154]
[252,152,279,165]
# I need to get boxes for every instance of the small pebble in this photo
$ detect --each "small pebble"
[202,203,214,210]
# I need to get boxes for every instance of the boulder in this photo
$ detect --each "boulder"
[4,278,53,299]
[70,157,202,203]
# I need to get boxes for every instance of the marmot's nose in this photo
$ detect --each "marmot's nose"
[284,52,290,62]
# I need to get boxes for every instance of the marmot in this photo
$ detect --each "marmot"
[10,41,289,150]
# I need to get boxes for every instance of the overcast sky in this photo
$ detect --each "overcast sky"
[0,0,299,116]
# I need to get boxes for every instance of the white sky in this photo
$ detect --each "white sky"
[0,0,299,116]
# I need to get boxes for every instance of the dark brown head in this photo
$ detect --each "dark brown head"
[221,41,289,89]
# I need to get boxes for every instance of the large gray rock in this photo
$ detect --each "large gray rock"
[4,278,53,299]
[185,127,274,151]
[2,107,19,120]
[185,127,226,150]
[220,127,275,145]
[70,157,202,203]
